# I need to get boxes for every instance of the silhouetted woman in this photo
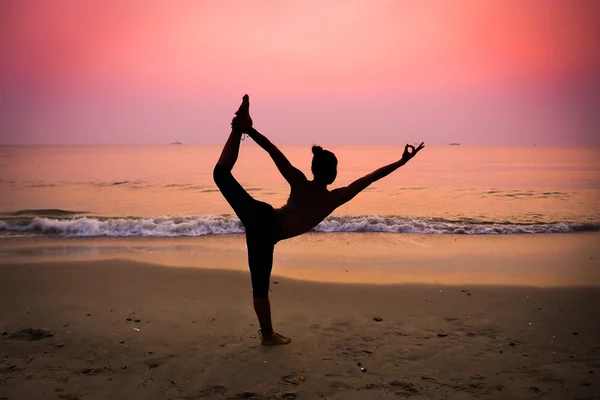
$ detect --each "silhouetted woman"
[213,95,425,345]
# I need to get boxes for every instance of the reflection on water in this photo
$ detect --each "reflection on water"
[0,145,598,226]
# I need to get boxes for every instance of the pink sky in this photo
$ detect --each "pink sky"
[1,0,599,145]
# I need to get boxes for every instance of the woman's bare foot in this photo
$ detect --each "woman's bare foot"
[235,94,253,129]
[259,330,292,346]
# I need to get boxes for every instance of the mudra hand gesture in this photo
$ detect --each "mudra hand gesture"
[402,142,425,162]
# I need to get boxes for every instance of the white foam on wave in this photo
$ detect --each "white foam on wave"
[0,215,597,237]
[1,216,244,237]
[313,215,589,234]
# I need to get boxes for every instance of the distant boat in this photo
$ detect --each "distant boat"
[170,141,183,145]
[449,143,460,146]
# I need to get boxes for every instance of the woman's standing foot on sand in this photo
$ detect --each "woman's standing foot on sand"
[259,330,292,346]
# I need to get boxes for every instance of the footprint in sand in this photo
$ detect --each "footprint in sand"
[8,328,54,340]
[57,394,81,400]
[205,384,227,395]
[227,392,267,399]
[277,394,298,400]
[328,380,353,389]
[389,381,419,395]
[143,354,175,369]
[79,367,114,375]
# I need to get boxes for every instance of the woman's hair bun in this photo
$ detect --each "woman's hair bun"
[312,145,323,156]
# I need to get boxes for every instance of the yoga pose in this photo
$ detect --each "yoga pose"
[214,95,425,345]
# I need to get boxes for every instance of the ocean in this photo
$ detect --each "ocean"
[1,144,599,237]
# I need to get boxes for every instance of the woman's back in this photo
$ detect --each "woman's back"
[276,180,337,239]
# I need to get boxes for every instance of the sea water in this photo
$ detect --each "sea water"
[1,144,599,237]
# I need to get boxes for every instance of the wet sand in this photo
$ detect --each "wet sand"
[2,232,599,286]
[0,233,599,399]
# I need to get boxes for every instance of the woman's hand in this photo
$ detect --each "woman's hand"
[231,116,252,134]
[402,142,425,162]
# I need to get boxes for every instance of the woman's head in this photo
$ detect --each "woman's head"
[311,145,337,184]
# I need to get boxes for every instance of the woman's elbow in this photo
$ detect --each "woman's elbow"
[213,164,230,185]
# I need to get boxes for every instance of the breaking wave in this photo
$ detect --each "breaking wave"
[0,214,598,237]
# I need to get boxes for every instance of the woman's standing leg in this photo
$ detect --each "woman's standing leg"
[247,237,275,334]
[247,235,291,345]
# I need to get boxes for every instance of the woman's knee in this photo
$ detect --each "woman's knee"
[249,254,273,298]
[249,266,271,298]
[252,286,269,298]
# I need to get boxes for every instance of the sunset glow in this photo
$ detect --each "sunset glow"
[1,0,598,145]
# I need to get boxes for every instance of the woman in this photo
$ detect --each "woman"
[213,95,425,345]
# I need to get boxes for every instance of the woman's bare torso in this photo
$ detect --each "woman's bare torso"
[275,180,337,240]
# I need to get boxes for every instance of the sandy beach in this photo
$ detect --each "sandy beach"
[1,233,599,400]
[3,1,599,398]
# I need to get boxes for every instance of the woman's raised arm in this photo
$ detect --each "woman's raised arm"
[247,127,307,185]
[330,143,424,207]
